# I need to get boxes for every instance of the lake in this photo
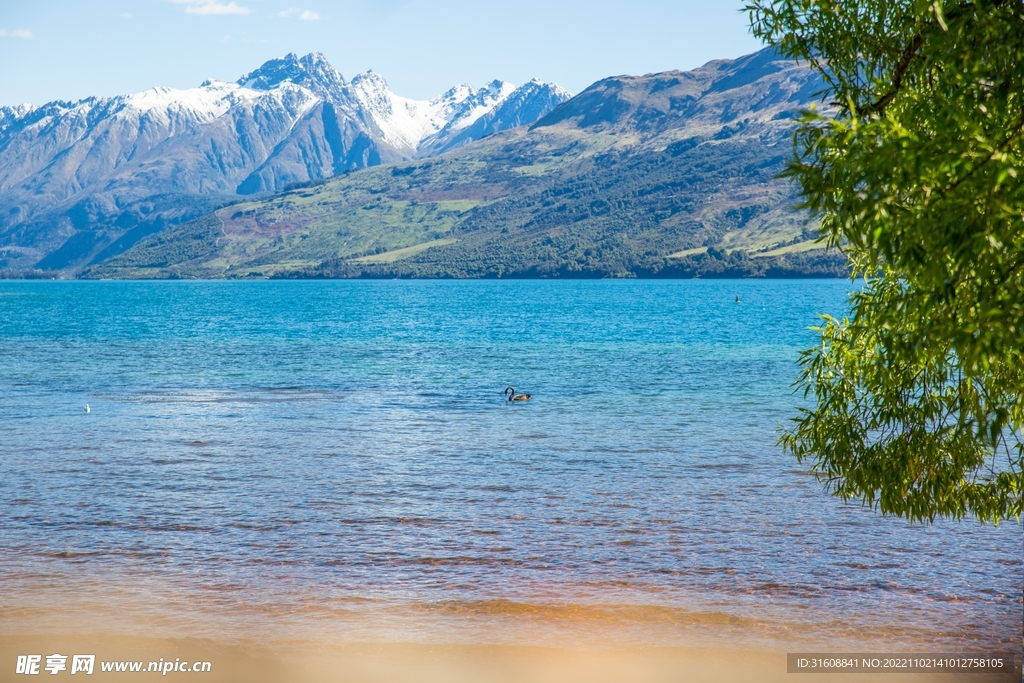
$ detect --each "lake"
[0,280,1018,654]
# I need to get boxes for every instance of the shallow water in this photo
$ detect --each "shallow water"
[0,280,1019,649]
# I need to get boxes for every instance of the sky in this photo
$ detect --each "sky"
[0,1,764,106]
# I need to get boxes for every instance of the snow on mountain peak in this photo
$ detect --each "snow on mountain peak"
[0,103,36,134]
[0,103,36,121]
[548,83,573,99]
[124,80,259,120]
[238,52,346,98]
[0,50,570,163]
[351,70,387,86]
[349,73,521,151]
[441,79,518,132]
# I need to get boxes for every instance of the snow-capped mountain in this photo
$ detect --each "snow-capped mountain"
[237,52,347,98]
[348,74,517,152]
[0,52,571,271]
[422,78,573,155]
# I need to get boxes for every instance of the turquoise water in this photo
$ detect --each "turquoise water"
[0,280,1019,648]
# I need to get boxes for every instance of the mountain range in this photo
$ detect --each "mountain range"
[87,48,844,280]
[0,53,570,272]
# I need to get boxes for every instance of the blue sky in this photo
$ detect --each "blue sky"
[0,1,763,106]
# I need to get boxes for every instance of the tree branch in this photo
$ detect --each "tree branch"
[864,34,926,114]
[860,0,1011,115]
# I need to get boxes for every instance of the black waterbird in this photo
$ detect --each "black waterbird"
[504,386,531,402]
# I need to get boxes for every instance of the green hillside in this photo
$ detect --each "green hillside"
[88,50,845,280]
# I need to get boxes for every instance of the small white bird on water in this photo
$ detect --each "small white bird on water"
[84,404,90,413]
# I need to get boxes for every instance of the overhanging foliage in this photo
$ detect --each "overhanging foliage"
[748,0,1023,523]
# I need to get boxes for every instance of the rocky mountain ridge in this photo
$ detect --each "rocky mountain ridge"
[0,52,570,271]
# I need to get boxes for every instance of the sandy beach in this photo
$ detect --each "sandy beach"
[2,635,1017,683]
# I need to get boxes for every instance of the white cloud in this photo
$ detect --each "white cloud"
[169,0,251,15]
[279,7,320,20]
[122,12,133,18]
[0,28,33,39]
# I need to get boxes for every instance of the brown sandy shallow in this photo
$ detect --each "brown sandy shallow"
[0,636,1016,683]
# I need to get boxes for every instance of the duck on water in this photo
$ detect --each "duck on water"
[504,387,531,402]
